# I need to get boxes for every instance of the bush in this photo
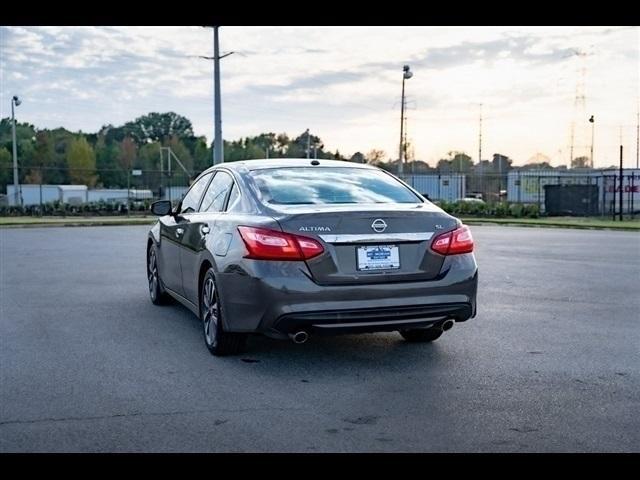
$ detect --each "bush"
[431,200,540,219]
[522,204,540,218]
[0,199,155,217]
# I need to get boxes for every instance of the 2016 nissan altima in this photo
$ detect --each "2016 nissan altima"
[147,159,478,356]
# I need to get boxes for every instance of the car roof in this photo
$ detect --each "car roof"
[206,158,376,174]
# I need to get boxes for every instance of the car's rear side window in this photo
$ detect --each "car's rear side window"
[200,171,234,213]
[249,167,422,205]
[225,182,241,211]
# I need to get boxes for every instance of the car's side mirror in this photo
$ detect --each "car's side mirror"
[151,200,173,216]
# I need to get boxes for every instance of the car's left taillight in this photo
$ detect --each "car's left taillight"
[430,225,474,255]
[237,226,324,261]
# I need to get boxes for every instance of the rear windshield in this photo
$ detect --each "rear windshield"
[249,167,422,205]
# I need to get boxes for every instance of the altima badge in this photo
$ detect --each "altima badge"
[371,219,387,233]
[299,226,331,232]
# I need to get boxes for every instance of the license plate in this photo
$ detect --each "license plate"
[356,245,400,271]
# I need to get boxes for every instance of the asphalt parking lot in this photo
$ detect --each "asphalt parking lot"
[0,224,638,452]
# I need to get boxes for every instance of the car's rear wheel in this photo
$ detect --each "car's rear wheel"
[148,244,170,305]
[399,326,443,343]
[201,268,247,356]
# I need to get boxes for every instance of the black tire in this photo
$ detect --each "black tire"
[201,268,247,356]
[399,326,443,343]
[147,244,171,305]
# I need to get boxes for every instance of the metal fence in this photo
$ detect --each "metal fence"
[1,165,638,218]
[1,166,469,207]
[506,170,639,216]
[1,166,193,208]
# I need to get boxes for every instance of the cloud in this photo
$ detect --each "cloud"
[1,26,637,167]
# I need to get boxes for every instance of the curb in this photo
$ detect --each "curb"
[0,218,155,228]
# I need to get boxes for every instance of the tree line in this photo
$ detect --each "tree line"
[0,112,361,193]
[1,111,577,195]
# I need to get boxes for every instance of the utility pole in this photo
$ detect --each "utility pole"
[398,65,413,175]
[306,128,310,159]
[201,26,234,165]
[478,103,483,196]
[478,104,483,165]
[11,95,22,206]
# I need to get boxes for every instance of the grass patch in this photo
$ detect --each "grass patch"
[460,216,640,231]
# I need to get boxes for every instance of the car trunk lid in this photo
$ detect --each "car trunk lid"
[274,203,458,285]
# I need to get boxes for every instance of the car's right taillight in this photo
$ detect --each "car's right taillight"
[237,226,324,261]
[431,225,474,255]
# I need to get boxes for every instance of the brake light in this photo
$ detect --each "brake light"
[431,225,474,255]
[237,226,324,261]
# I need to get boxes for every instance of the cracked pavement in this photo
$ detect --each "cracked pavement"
[1,225,639,452]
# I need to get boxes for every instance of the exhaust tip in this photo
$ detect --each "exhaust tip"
[441,319,454,332]
[290,331,309,344]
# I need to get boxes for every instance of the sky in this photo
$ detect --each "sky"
[1,26,638,168]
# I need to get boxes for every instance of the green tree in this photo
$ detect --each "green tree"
[67,137,97,186]
[137,142,162,191]
[95,137,125,188]
[28,131,63,184]
[407,160,435,173]
[191,137,211,172]
[167,136,194,172]
[253,133,277,158]
[0,147,12,194]
[275,133,290,156]
[119,112,195,146]
[0,119,36,182]
[118,137,137,172]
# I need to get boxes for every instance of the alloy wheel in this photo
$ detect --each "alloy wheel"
[202,277,218,347]
[148,249,158,301]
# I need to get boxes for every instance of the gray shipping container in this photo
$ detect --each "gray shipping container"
[7,184,87,206]
[6,185,154,206]
[398,174,466,202]
[88,189,153,202]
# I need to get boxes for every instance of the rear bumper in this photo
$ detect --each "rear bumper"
[274,302,472,336]
[215,253,478,337]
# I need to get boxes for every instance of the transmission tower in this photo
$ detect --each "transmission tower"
[568,48,593,167]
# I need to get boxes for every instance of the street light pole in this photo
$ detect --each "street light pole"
[398,65,412,175]
[306,128,310,159]
[11,95,22,206]
[636,105,640,168]
[589,115,595,168]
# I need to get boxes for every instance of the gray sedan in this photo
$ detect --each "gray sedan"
[147,159,478,356]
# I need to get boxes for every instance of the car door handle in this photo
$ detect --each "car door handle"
[201,225,210,235]
[175,228,185,238]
